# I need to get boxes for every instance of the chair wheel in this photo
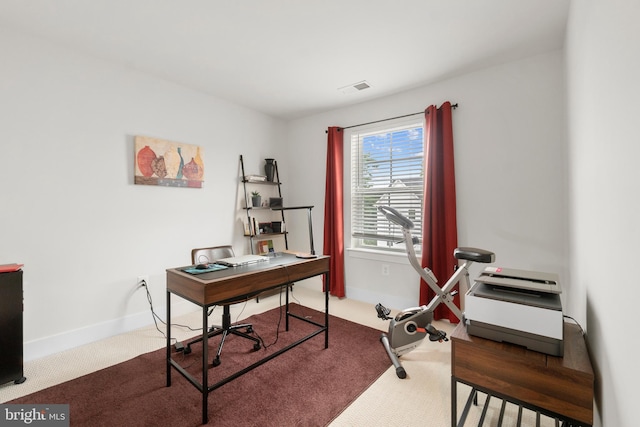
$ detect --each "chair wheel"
[253,343,261,351]
[183,346,192,355]
[246,326,253,333]
[212,357,221,367]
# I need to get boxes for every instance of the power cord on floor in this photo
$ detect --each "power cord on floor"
[140,278,298,353]
[563,314,585,336]
[139,279,205,344]
[288,285,317,320]
[250,289,280,351]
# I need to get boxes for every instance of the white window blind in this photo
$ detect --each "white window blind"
[350,120,424,251]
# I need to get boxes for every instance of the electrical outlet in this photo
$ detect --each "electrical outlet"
[137,275,149,289]
[381,264,390,276]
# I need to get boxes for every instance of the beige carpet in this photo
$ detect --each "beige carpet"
[0,286,559,426]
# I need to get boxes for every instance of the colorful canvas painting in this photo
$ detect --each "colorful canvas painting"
[134,135,204,188]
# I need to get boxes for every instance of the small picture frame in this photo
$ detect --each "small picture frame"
[257,239,274,255]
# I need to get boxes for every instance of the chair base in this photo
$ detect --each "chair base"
[183,306,261,367]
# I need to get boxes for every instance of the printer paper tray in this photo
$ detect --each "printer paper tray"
[466,320,564,357]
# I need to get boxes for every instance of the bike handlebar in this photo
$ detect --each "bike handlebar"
[377,206,415,230]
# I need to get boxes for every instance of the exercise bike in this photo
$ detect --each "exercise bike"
[375,206,495,379]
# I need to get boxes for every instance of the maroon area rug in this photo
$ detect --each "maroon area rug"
[10,305,390,426]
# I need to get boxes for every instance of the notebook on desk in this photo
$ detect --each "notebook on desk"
[216,254,269,267]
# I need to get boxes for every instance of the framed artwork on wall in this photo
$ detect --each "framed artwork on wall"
[134,135,204,188]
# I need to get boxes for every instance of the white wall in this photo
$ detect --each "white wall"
[285,51,569,312]
[566,1,640,426]
[0,28,286,361]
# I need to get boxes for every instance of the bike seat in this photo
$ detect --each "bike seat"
[454,247,495,263]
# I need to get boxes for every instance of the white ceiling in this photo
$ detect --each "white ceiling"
[0,0,570,120]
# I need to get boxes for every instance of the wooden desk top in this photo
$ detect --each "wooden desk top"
[166,253,330,306]
[451,322,594,424]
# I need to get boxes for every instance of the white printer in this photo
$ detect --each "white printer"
[464,266,564,356]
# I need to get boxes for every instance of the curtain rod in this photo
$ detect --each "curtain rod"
[330,103,458,132]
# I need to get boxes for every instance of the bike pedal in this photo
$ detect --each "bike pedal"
[375,303,392,320]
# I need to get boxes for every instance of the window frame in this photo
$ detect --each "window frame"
[347,116,425,254]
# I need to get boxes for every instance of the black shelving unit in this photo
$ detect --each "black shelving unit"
[0,269,26,385]
[240,155,288,254]
[239,155,316,256]
[238,156,317,303]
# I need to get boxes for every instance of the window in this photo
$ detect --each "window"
[350,119,424,252]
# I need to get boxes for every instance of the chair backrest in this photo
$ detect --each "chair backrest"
[191,245,250,304]
[191,245,235,265]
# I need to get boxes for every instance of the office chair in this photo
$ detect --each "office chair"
[183,245,261,366]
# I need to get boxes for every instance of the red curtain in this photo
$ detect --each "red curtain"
[420,102,459,322]
[323,127,346,297]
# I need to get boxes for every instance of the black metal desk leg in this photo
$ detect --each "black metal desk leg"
[202,306,209,424]
[166,290,171,387]
[286,283,290,331]
[451,376,457,427]
[325,272,330,348]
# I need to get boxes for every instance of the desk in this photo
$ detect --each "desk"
[166,253,330,424]
[451,322,594,426]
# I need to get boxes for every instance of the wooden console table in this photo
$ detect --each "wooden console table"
[451,321,594,426]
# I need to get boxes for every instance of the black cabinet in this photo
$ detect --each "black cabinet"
[0,270,26,385]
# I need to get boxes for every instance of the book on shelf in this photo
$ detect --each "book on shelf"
[245,218,257,236]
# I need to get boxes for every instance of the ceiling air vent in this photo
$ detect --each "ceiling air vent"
[338,80,371,94]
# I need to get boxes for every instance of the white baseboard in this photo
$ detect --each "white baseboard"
[23,300,197,362]
[345,286,415,312]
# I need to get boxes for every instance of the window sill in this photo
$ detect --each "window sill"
[346,247,413,265]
